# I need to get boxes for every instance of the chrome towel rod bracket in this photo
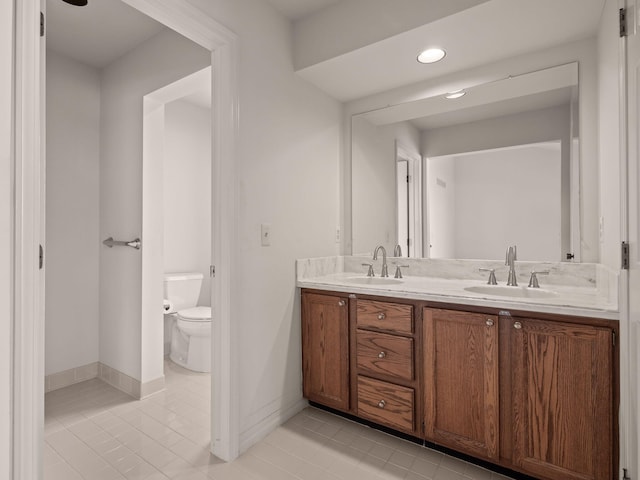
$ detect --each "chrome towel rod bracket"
[103,237,141,250]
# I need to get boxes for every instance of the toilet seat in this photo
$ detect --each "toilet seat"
[177,306,211,322]
[171,305,212,372]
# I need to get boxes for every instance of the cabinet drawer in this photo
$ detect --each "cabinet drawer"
[356,300,413,334]
[356,330,414,381]
[357,376,414,432]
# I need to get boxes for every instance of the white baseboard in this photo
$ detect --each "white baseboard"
[46,362,166,400]
[45,362,99,393]
[239,397,309,454]
[140,375,166,399]
[98,363,165,399]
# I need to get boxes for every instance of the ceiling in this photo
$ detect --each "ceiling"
[295,0,606,101]
[410,87,574,131]
[45,0,344,69]
[45,0,606,105]
[46,0,165,69]
[264,0,344,20]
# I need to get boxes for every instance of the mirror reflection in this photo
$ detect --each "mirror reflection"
[351,62,579,262]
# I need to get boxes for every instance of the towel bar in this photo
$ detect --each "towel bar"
[102,237,141,250]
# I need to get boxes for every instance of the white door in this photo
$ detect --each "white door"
[396,143,422,258]
[396,159,409,256]
[624,0,640,477]
[13,0,46,478]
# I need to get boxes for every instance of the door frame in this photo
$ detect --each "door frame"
[125,0,240,461]
[620,0,638,477]
[12,1,240,477]
[13,1,45,478]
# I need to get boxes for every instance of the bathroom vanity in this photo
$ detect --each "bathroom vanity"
[298,257,619,480]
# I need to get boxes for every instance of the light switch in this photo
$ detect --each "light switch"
[599,216,604,243]
[261,223,271,246]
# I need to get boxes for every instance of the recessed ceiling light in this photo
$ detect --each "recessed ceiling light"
[445,90,466,99]
[417,48,446,64]
[62,0,88,5]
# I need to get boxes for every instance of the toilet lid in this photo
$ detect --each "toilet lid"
[177,306,211,322]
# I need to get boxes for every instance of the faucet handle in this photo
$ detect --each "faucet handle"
[528,270,549,288]
[478,268,497,285]
[362,263,375,277]
[393,263,409,279]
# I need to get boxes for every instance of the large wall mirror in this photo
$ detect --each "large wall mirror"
[351,62,580,262]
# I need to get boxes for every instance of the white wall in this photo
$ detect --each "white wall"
[598,0,621,269]
[352,116,420,255]
[422,105,570,260]
[426,158,456,259]
[421,105,570,157]
[453,145,561,260]
[45,50,101,376]
[142,102,166,377]
[184,0,342,450]
[163,100,211,306]
[99,28,210,382]
[346,38,599,262]
[0,0,13,474]
[351,116,395,254]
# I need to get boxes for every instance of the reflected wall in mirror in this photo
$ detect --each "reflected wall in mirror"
[427,141,562,261]
[351,62,579,262]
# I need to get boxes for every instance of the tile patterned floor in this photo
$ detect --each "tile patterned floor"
[44,361,515,480]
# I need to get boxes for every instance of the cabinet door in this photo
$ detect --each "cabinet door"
[423,308,499,460]
[511,318,612,480]
[301,292,350,411]
[356,330,414,381]
[357,376,415,433]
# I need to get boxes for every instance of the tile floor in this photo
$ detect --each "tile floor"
[44,361,516,480]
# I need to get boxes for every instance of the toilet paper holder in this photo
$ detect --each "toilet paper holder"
[103,237,141,250]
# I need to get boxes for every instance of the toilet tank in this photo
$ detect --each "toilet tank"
[163,272,203,312]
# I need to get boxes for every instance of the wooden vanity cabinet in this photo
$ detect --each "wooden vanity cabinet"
[423,308,500,461]
[507,315,614,480]
[301,289,617,480]
[301,292,350,412]
[353,298,420,436]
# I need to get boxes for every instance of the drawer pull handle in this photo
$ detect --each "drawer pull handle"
[514,321,522,330]
[378,400,386,409]
[486,319,494,327]
[378,351,386,359]
[377,312,386,320]
[338,300,346,307]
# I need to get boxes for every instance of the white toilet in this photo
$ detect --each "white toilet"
[163,272,212,373]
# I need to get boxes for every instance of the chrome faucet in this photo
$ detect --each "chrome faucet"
[505,245,518,286]
[528,270,550,288]
[479,268,497,285]
[393,244,403,257]
[361,263,375,277]
[373,245,389,277]
[393,263,409,278]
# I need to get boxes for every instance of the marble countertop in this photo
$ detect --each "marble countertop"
[296,257,619,320]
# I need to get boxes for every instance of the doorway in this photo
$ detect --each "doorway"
[12,0,239,476]
[141,66,212,384]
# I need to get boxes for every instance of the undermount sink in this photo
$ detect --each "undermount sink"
[345,276,403,286]
[464,285,558,299]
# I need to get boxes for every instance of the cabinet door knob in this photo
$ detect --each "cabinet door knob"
[378,400,386,409]
[377,312,386,320]
[513,321,522,329]
[486,319,494,327]
[338,300,346,307]
[378,351,386,359]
